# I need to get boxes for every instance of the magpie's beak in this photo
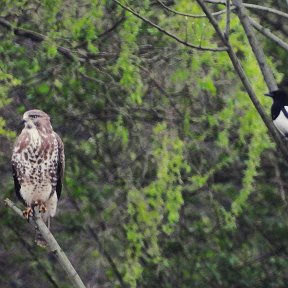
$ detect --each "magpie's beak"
[265,92,273,97]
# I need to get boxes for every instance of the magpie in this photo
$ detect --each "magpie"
[265,90,288,137]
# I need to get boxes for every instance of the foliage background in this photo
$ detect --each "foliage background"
[1,0,288,287]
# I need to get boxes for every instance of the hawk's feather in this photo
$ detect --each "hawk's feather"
[55,132,65,199]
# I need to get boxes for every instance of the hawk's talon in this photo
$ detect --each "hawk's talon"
[38,202,47,213]
[32,200,47,213]
[23,207,33,221]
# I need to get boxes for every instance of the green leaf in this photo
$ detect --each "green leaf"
[38,83,50,94]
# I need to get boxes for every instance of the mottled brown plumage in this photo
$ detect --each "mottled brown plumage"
[11,109,64,246]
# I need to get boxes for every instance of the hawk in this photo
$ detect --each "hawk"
[11,109,64,246]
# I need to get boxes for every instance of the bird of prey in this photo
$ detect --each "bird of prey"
[265,90,288,137]
[11,109,64,247]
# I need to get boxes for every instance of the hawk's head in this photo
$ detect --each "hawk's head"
[22,109,52,133]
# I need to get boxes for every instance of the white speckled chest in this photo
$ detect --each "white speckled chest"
[12,128,59,205]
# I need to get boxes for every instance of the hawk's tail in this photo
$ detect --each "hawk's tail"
[34,215,50,248]
[35,226,47,248]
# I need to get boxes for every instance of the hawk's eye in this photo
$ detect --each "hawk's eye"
[30,115,39,119]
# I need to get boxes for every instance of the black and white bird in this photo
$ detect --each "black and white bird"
[265,90,288,137]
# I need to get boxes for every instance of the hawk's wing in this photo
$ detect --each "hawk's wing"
[55,133,65,199]
[11,161,24,204]
[11,133,26,204]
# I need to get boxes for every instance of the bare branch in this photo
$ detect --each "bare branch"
[250,18,288,53]
[156,0,229,18]
[234,248,283,270]
[0,18,45,41]
[0,18,82,61]
[4,198,86,288]
[69,197,127,288]
[195,0,288,160]
[243,215,288,257]
[155,0,288,39]
[112,0,228,52]
[225,0,231,39]
[269,153,288,207]
[205,0,288,20]
[5,198,25,218]
[232,0,278,91]
[244,3,288,19]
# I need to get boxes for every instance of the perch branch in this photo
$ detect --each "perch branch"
[4,198,86,288]
[195,0,288,160]
[5,198,24,218]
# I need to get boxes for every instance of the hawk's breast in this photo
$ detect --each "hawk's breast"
[12,127,59,205]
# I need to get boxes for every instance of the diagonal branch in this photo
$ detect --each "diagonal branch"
[225,0,231,39]
[4,198,86,288]
[112,0,228,52]
[157,0,288,21]
[0,18,81,61]
[195,0,288,159]
[205,0,288,20]
[232,0,277,91]
[68,196,127,288]
[0,17,114,69]
[250,18,288,53]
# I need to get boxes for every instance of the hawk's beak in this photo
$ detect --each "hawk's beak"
[20,119,26,126]
[24,118,34,129]
[265,92,273,97]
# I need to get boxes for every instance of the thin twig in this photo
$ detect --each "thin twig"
[156,0,229,18]
[111,0,228,52]
[243,215,288,257]
[205,0,288,20]
[69,197,127,288]
[234,248,283,270]
[250,18,288,53]
[269,153,288,207]
[4,198,86,288]
[136,63,184,118]
[195,0,288,160]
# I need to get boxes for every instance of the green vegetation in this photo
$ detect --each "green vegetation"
[1,0,288,287]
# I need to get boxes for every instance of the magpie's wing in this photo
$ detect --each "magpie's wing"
[282,106,288,118]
